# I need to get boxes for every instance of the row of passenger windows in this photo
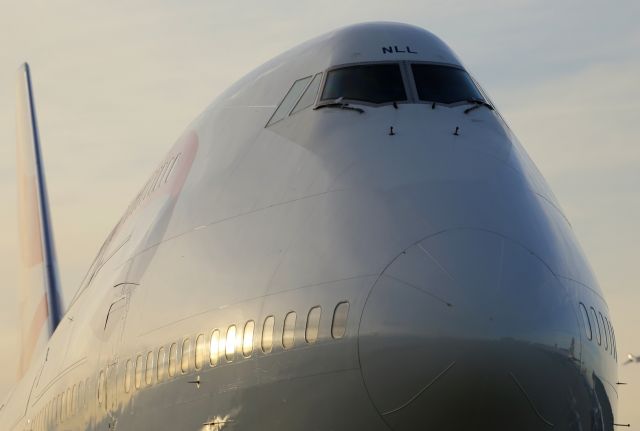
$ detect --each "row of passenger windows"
[98,302,350,403]
[29,377,90,431]
[124,151,182,219]
[578,302,617,361]
[266,62,486,126]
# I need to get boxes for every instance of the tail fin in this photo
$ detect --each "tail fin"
[16,63,63,378]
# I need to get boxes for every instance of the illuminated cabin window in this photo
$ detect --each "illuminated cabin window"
[145,351,154,385]
[598,312,609,350]
[195,333,206,370]
[168,343,178,377]
[283,312,297,349]
[135,354,143,389]
[305,306,322,343]
[262,316,275,353]
[266,76,313,126]
[226,325,237,361]
[97,371,105,406]
[125,359,132,392]
[210,329,220,366]
[157,346,166,382]
[332,302,349,339]
[590,307,601,345]
[181,338,191,373]
[243,321,255,357]
[578,303,592,340]
[292,73,323,114]
[411,64,485,104]
[321,64,407,104]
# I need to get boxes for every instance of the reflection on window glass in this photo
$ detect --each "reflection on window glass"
[145,351,154,385]
[321,64,406,104]
[332,302,349,339]
[195,334,206,370]
[135,355,143,389]
[243,321,255,357]
[226,325,237,361]
[124,360,132,393]
[262,316,275,353]
[590,307,601,345]
[210,330,220,366]
[306,306,322,343]
[411,64,484,104]
[157,347,166,382]
[267,76,313,126]
[292,73,323,114]
[168,343,177,377]
[283,311,297,349]
[181,338,191,373]
[578,303,592,340]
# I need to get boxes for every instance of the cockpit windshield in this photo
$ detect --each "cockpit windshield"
[321,64,407,104]
[411,64,484,104]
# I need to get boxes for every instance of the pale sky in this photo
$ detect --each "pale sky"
[1,0,639,426]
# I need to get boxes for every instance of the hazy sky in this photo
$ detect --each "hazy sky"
[1,0,639,426]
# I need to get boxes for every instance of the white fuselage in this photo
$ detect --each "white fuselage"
[1,22,618,431]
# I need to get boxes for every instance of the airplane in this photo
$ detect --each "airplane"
[0,21,620,430]
[623,354,639,366]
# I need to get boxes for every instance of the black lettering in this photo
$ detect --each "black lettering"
[382,46,394,54]
[407,46,418,54]
[394,45,406,53]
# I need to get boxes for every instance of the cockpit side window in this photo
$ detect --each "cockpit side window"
[411,64,484,104]
[266,76,313,126]
[321,64,407,104]
[291,73,323,114]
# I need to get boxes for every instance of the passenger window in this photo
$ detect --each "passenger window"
[157,347,166,382]
[332,302,349,339]
[305,306,322,343]
[77,380,84,411]
[243,321,255,357]
[181,338,191,373]
[578,303,592,340]
[604,316,613,355]
[266,76,313,126]
[283,311,297,349]
[66,387,71,416]
[292,73,323,114]
[598,312,609,350]
[226,325,237,361]
[97,371,105,406]
[590,307,601,345]
[145,351,154,385]
[195,334,206,370]
[411,64,484,104]
[134,355,143,389]
[210,329,220,366]
[321,64,406,104]
[262,316,275,353]
[168,343,178,377]
[71,385,76,415]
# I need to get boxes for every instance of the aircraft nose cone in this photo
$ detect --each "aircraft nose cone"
[358,229,583,430]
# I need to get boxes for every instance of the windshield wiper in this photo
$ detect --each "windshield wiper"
[463,99,494,114]
[314,98,365,114]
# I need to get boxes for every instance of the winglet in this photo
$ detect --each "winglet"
[16,63,63,378]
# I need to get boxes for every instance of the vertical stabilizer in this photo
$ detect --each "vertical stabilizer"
[15,63,63,378]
